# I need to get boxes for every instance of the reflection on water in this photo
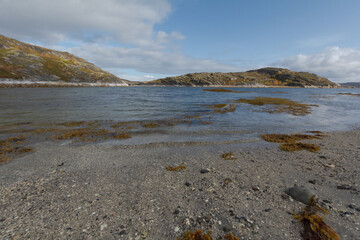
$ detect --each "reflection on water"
[0,87,359,145]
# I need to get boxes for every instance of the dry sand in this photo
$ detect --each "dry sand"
[0,129,359,239]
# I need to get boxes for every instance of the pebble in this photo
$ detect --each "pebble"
[100,223,108,231]
[174,227,180,232]
[184,182,191,187]
[200,169,210,174]
[285,186,316,205]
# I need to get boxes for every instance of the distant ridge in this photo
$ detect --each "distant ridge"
[340,82,360,88]
[141,68,338,88]
[0,35,128,86]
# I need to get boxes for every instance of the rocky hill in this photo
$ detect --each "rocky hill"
[0,35,128,86]
[143,68,337,87]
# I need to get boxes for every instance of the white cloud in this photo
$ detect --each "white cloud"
[0,0,171,46]
[70,44,239,76]
[274,47,360,83]
[0,0,239,79]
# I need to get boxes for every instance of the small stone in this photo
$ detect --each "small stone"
[173,209,179,215]
[285,186,316,205]
[322,199,332,204]
[184,182,191,187]
[337,184,356,191]
[348,204,356,209]
[174,227,180,232]
[57,162,64,167]
[264,208,271,212]
[252,186,260,191]
[100,223,108,231]
[319,156,327,159]
[308,180,316,184]
[119,230,126,235]
[200,169,210,174]
[223,225,232,232]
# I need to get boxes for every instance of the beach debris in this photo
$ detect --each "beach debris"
[234,97,318,116]
[294,197,340,240]
[166,165,187,171]
[285,186,316,205]
[221,152,237,160]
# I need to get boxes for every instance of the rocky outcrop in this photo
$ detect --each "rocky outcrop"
[0,35,128,85]
[143,68,337,88]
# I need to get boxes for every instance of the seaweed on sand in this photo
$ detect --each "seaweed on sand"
[234,97,318,116]
[177,229,212,240]
[177,230,239,240]
[221,152,237,160]
[0,135,33,163]
[166,165,187,171]
[261,133,322,152]
[52,128,109,142]
[112,133,131,139]
[280,143,321,153]
[294,197,340,240]
[261,134,321,144]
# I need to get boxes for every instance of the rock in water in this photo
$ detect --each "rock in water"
[285,186,316,205]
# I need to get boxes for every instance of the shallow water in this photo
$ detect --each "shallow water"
[0,87,359,145]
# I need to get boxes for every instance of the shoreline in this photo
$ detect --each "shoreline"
[0,129,359,239]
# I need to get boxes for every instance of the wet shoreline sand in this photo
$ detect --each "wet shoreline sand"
[0,129,359,239]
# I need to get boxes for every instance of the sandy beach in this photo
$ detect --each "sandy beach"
[0,129,359,239]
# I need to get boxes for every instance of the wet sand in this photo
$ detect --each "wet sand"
[0,130,359,239]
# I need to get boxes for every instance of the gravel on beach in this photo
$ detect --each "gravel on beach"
[0,130,359,239]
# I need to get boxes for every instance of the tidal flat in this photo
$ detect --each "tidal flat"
[1,87,360,239]
[0,129,359,239]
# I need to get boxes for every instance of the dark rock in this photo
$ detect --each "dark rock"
[264,208,271,212]
[319,156,327,159]
[173,209,179,215]
[348,204,356,209]
[200,169,210,174]
[184,182,191,187]
[308,180,316,184]
[223,225,232,232]
[337,184,356,191]
[57,162,64,167]
[66,227,73,231]
[285,186,316,205]
[118,230,126,235]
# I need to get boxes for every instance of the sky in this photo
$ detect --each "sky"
[1,0,360,83]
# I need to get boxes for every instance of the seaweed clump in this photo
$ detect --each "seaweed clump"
[112,133,131,139]
[261,133,322,152]
[338,93,360,97]
[0,135,33,163]
[203,88,244,93]
[280,143,321,153]
[221,152,237,160]
[294,197,340,240]
[234,97,317,116]
[166,165,187,171]
[177,229,212,240]
[177,230,239,240]
[51,128,109,142]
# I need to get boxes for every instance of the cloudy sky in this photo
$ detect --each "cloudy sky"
[1,0,360,82]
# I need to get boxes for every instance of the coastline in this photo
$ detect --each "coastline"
[1,129,359,239]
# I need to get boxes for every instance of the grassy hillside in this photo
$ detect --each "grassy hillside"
[0,35,126,84]
[144,68,337,87]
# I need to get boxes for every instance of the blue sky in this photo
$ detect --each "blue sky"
[1,0,360,82]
